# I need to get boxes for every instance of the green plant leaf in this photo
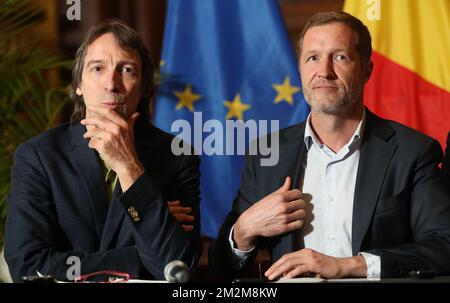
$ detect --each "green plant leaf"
[0,0,71,247]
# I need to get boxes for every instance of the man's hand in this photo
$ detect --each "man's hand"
[233,176,305,251]
[168,200,195,232]
[264,248,368,280]
[81,106,144,192]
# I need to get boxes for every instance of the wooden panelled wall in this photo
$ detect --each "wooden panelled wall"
[55,0,344,67]
[281,0,344,50]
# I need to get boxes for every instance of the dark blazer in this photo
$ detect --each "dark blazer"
[5,122,201,282]
[443,131,450,180]
[209,110,450,280]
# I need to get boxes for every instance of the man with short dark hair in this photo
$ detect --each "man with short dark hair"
[5,20,201,282]
[209,11,450,280]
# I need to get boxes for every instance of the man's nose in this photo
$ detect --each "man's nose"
[103,68,122,93]
[317,58,336,79]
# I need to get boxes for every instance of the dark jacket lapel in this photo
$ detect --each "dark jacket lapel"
[68,123,109,241]
[352,110,397,255]
[277,123,307,190]
[271,123,307,260]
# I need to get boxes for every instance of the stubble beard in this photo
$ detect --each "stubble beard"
[304,87,358,116]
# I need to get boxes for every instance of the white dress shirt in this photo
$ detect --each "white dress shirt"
[229,110,381,278]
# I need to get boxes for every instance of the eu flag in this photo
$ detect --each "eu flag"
[155,0,310,238]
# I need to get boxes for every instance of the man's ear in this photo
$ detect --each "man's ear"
[76,87,82,96]
[364,60,373,83]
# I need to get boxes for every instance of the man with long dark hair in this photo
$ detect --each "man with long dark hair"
[5,20,201,282]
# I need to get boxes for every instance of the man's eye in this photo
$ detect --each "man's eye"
[306,55,317,62]
[122,67,136,76]
[91,66,103,72]
[335,55,347,60]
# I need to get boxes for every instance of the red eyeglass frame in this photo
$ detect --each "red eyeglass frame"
[74,270,130,283]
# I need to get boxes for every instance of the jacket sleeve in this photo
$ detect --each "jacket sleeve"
[111,153,202,280]
[5,143,146,282]
[365,139,450,278]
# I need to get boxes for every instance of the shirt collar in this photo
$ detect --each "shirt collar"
[304,109,366,152]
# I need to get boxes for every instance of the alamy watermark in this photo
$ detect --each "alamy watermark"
[170,112,280,167]
[366,0,381,20]
[66,256,80,281]
[66,0,81,21]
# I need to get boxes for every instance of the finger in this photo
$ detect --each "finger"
[182,225,194,232]
[267,250,309,273]
[84,128,112,142]
[81,115,112,131]
[266,262,291,280]
[264,264,276,278]
[272,219,303,236]
[266,256,303,280]
[285,198,305,213]
[286,209,305,223]
[181,214,195,222]
[265,255,290,277]
[286,209,306,222]
[87,106,127,126]
[88,136,100,147]
[128,112,140,130]
[285,219,303,231]
[283,264,311,279]
[282,188,302,202]
[87,137,97,149]
[167,200,181,206]
[85,124,96,133]
[169,206,193,214]
[172,213,195,222]
[274,176,291,193]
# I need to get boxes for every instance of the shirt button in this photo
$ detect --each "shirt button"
[329,235,335,241]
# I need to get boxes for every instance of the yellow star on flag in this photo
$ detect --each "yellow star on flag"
[272,76,300,105]
[224,94,251,121]
[174,85,202,112]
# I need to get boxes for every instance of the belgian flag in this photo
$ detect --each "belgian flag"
[345,0,450,148]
